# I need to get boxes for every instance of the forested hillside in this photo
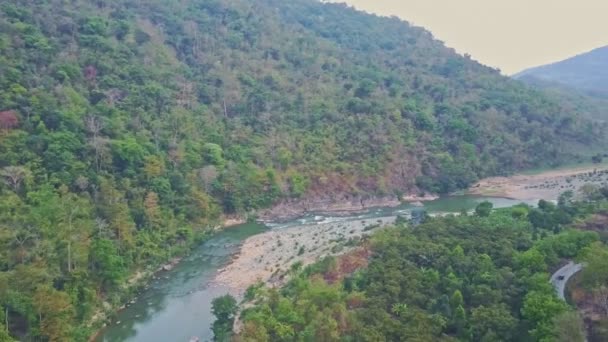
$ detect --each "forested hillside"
[514,76,608,122]
[0,0,606,340]
[235,193,608,341]
[515,46,608,99]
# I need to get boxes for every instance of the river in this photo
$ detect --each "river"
[96,195,534,342]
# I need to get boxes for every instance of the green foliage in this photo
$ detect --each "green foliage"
[579,242,608,289]
[552,311,586,342]
[203,143,225,167]
[89,239,127,290]
[0,0,606,339]
[211,294,238,342]
[470,304,517,341]
[521,291,568,341]
[475,201,493,217]
[239,201,600,341]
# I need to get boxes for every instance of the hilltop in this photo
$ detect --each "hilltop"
[515,46,608,99]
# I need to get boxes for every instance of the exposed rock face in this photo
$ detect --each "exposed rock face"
[257,193,437,222]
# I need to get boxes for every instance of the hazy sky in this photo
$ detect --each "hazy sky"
[333,0,608,74]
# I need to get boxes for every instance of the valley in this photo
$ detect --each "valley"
[1,0,608,341]
[95,194,522,341]
[96,164,608,341]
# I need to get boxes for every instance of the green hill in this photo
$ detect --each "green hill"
[515,75,608,122]
[0,0,606,339]
[515,46,608,99]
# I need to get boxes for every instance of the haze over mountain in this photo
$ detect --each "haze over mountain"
[515,46,608,98]
[335,0,608,75]
[0,0,607,340]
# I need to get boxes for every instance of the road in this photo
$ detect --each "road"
[550,261,583,300]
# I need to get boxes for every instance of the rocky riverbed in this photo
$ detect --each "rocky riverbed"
[214,216,397,293]
[469,165,608,200]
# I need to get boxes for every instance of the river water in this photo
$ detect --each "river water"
[96,195,535,342]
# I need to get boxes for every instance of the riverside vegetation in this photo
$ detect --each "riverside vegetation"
[1,0,608,340]
[227,187,608,342]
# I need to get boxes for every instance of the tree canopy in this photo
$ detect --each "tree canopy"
[238,198,608,341]
[0,0,607,340]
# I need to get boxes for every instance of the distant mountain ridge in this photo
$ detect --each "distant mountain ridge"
[514,46,608,98]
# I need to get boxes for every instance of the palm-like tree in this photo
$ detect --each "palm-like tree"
[391,303,408,317]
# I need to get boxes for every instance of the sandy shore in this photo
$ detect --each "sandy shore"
[214,216,396,293]
[468,165,608,200]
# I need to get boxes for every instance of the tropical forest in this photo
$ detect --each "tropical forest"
[0,0,607,341]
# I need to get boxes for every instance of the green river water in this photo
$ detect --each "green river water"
[96,195,535,342]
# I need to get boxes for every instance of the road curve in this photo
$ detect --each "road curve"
[550,261,583,300]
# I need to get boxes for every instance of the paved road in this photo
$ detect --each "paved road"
[550,261,583,300]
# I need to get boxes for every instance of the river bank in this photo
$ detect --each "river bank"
[469,165,608,200]
[256,193,437,222]
[94,194,532,341]
[214,216,396,293]
[215,164,608,296]
[96,163,607,341]
[89,216,251,341]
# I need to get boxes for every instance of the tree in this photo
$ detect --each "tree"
[450,289,464,309]
[391,303,408,317]
[580,243,608,298]
[144,191,162,229]
[0,167,30,193]
[580,184,601,201]
[203,143,225,167]
[515,248,547,273]
[289,173,308,197]
[97,179,135,246]
[471,304,517,341]
[0,324,13,342]
[211,294,238,341]
[475,201,493,217]
[32,285,75,341]
[89,239,126,289]
[521,291,568,341]
[84,115,108,171]
[600,187,608,199]
[144,156,165,178]
[57,188,92,273]
[558,191,574,207]
[111,137,148,171]
[198,166,219,192]
[0,111,18,131]
[553,311,586,342]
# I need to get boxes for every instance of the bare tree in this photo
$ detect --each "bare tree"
[74,176,89,192]
[593,285,608,315]
[104,88,126,107]
[168,138,183,168]
[0,166,30,192]
[95,217,112,239]
[198,165,219,192]
[9,224,39,264]
[84,115,106,171]
[184,20,201,59]
[176,78,195,109]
